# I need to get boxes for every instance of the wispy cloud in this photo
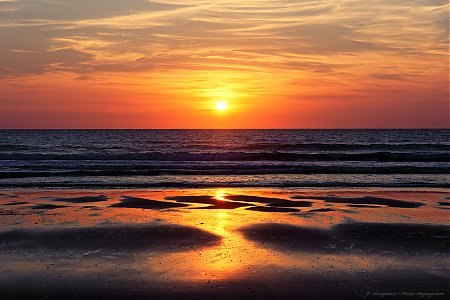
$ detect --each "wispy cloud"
[0,0,448,127]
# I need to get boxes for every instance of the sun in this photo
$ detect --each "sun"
[216,100,228,111]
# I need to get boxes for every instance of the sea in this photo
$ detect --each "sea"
[0,129,448,189]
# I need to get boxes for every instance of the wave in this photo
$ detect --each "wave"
[1,142,449,153]
[0,181,448,189]
[0,165,448,178]
[0,144,34,151]
[233,142,450,152]
[0,151,449,162]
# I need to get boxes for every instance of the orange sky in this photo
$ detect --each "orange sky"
[0,0,448,128]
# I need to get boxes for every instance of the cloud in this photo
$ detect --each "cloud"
[0,0,447,79]
[0,0,187,21]
[370,73,407,81]
[0,0,448,128]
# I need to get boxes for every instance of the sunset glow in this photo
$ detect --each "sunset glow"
[0,0,448,128]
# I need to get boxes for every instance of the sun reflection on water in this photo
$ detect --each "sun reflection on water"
[214,190,227,202]
[142,191,300,282]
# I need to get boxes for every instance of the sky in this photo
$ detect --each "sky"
[0,0,448,128]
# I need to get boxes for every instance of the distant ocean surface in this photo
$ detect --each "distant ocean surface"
[0,129,448,188]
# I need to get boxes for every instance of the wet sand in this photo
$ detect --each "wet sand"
[0,188,448,299]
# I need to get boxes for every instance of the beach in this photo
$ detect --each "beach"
[0,188,449,299]
[0,129,449,299]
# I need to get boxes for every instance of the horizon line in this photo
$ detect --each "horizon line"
[0,128,448,130]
